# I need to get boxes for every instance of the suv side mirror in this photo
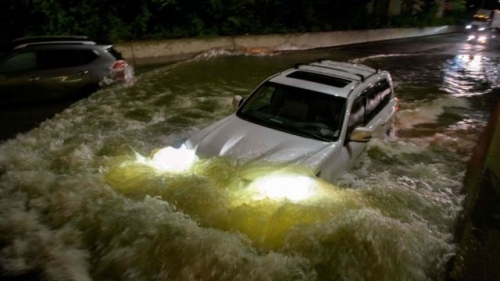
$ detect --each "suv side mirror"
[349,127,373,143]
[232,95,243,110]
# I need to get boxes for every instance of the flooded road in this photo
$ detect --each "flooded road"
[1,33,499,280]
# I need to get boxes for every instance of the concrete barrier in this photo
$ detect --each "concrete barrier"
[449,101,500,280]
[115,26,462,65]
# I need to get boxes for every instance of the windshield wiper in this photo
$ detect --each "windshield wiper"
[277,121,333,141]
[294,127,332,141]
[242,112,333,141]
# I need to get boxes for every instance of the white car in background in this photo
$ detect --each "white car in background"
[184,60,398,182]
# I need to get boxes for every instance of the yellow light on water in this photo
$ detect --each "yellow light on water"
[145,145,198,173]
[248,173,318,202]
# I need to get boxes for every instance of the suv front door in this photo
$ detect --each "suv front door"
[0,50,42,104]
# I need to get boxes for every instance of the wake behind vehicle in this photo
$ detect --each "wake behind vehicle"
[0,36,133,105]
[183,60,398,183]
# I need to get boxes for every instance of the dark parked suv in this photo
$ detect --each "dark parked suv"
[0,36,132,105]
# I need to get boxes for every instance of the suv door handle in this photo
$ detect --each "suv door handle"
[78,71,89,76]
[29,77,40,82]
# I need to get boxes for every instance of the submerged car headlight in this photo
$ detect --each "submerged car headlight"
[465,25,472,29]
[478,27,486,31]
[478,36,488,43]
[467,35,476,41]
[248,173,318,202]
[139,145,198,173]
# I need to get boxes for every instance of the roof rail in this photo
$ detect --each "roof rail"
[14,41,97,49]
[311,63,366,81]
[11,36,95,49]
[317,59,376,73]
[313,60,380,82]
[12,35,89,42]
[294,63,307,69]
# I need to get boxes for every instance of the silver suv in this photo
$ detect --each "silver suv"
[0,36,132,105]
[183,60,398,182]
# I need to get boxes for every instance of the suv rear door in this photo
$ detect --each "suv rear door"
[36,47,101,98]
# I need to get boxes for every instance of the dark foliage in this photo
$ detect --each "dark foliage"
[0,0,465,48]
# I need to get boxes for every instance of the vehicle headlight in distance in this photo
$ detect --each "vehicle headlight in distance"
[148,145,198,173]
[478,36,488,43]
[248,173,319,202]
[467,35,476,41]
[466,25,472,29]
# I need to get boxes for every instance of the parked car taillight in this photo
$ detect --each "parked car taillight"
[108,60,134,86]
[110,60,128,81]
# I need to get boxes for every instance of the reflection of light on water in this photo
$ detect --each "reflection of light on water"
[136,145,198,173]
[441,55,498,97]
[460,54,481,70]
[248,173,318,202]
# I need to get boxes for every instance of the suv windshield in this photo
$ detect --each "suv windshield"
[237,82,346,141]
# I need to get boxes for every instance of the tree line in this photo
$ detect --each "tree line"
[1,0,467,47]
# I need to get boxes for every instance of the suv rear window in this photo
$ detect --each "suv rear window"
[106,47,123,60]
[286,71,350,88]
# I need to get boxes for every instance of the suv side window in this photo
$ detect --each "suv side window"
[38,49,97,69]
[0,51,37,72]
[347,95,365,135]
[378,79,392,109]
[363,79,392,122]
[347,78,391,135]
[80,50,99,64]
[364,86,379,120]
[39,50,75,69]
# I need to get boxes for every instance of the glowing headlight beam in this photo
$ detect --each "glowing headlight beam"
[137,145,198,173]
[248,173,318,202]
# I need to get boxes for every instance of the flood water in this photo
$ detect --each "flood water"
[0,34,499,280]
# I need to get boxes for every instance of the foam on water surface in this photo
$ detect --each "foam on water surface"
[0,52,490,280]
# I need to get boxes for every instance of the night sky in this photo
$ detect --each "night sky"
[467,0,500,10]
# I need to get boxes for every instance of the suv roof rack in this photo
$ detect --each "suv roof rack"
[313,59,378,82]
[11,36,96,49]
[291,59,380,82]
[12,36,90,43]
[293,61,366,82]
